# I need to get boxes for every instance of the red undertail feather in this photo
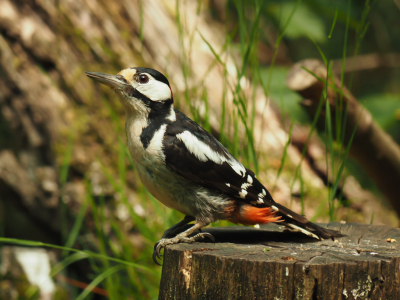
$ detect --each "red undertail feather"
[228,205,282,226]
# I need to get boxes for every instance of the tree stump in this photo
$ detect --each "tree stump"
[159,222,400,300]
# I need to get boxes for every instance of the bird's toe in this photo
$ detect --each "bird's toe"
[152,232,215,265]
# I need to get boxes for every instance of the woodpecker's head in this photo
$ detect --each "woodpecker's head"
[86,67,174,118]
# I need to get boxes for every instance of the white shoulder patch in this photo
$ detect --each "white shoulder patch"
[166,106,176,121]
[146,124,168,161]
[176,130,246,177]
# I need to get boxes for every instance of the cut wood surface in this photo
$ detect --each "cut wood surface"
[159,222,400,300]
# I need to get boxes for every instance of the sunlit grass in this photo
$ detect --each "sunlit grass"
[0,1,376,299]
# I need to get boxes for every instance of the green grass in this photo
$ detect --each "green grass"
[0,0,381,298]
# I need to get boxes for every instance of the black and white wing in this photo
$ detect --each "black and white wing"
[163,110,308,222]
[163,110,344,239]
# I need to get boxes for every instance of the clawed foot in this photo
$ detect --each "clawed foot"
[152,232,215,265]
[161,224,195,239]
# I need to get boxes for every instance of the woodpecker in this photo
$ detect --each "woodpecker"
[86,67,341,265]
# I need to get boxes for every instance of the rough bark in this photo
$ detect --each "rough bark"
[286,59,400,217]
[159,222,400,300]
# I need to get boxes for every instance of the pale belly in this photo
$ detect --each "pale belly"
[136,163,198,216]
[134,158,228,222]
[125,116,227,221]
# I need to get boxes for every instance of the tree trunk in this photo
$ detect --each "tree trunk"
[159,222,400,300]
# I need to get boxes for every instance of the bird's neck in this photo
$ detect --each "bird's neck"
[125,99,175,159]
[122,96,175,122]
[146,99,175,122]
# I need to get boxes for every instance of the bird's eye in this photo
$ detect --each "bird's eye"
[139,74,149,84]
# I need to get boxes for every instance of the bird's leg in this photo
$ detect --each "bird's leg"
[160,215,195,239]
[153,215,195,265]
[153,219,214,265]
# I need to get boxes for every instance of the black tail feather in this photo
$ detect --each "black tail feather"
[264,200,343,240]
[279,220,343,240]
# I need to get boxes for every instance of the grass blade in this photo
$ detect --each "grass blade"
[62,195,89,256]
[328,3,339,39]
[51,252,89,277]
[328,111,361,205]
[75,264,125,300]
[273,122,294,190]
[0,237,152,272]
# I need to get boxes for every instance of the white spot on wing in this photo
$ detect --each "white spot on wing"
[226,183,230,187]
[241,176,253,190]
[271,205,279,211]
[262,189,267,196]
[287,223,320,240]
[176,131,246,176]
[258,193,264,199]
[241,182,251,189]
[257,198,263,204]
[239,189,247,199]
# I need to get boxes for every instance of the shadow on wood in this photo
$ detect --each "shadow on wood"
[159,222,400,300]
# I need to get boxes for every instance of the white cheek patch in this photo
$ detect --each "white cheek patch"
[176,130,246,177]
[136,77,171,101]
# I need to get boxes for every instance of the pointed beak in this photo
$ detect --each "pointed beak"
[85,72,129,89]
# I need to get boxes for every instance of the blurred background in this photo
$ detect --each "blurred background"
[0,0,399,299]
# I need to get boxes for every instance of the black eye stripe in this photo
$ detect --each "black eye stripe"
[124,86,151,106]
